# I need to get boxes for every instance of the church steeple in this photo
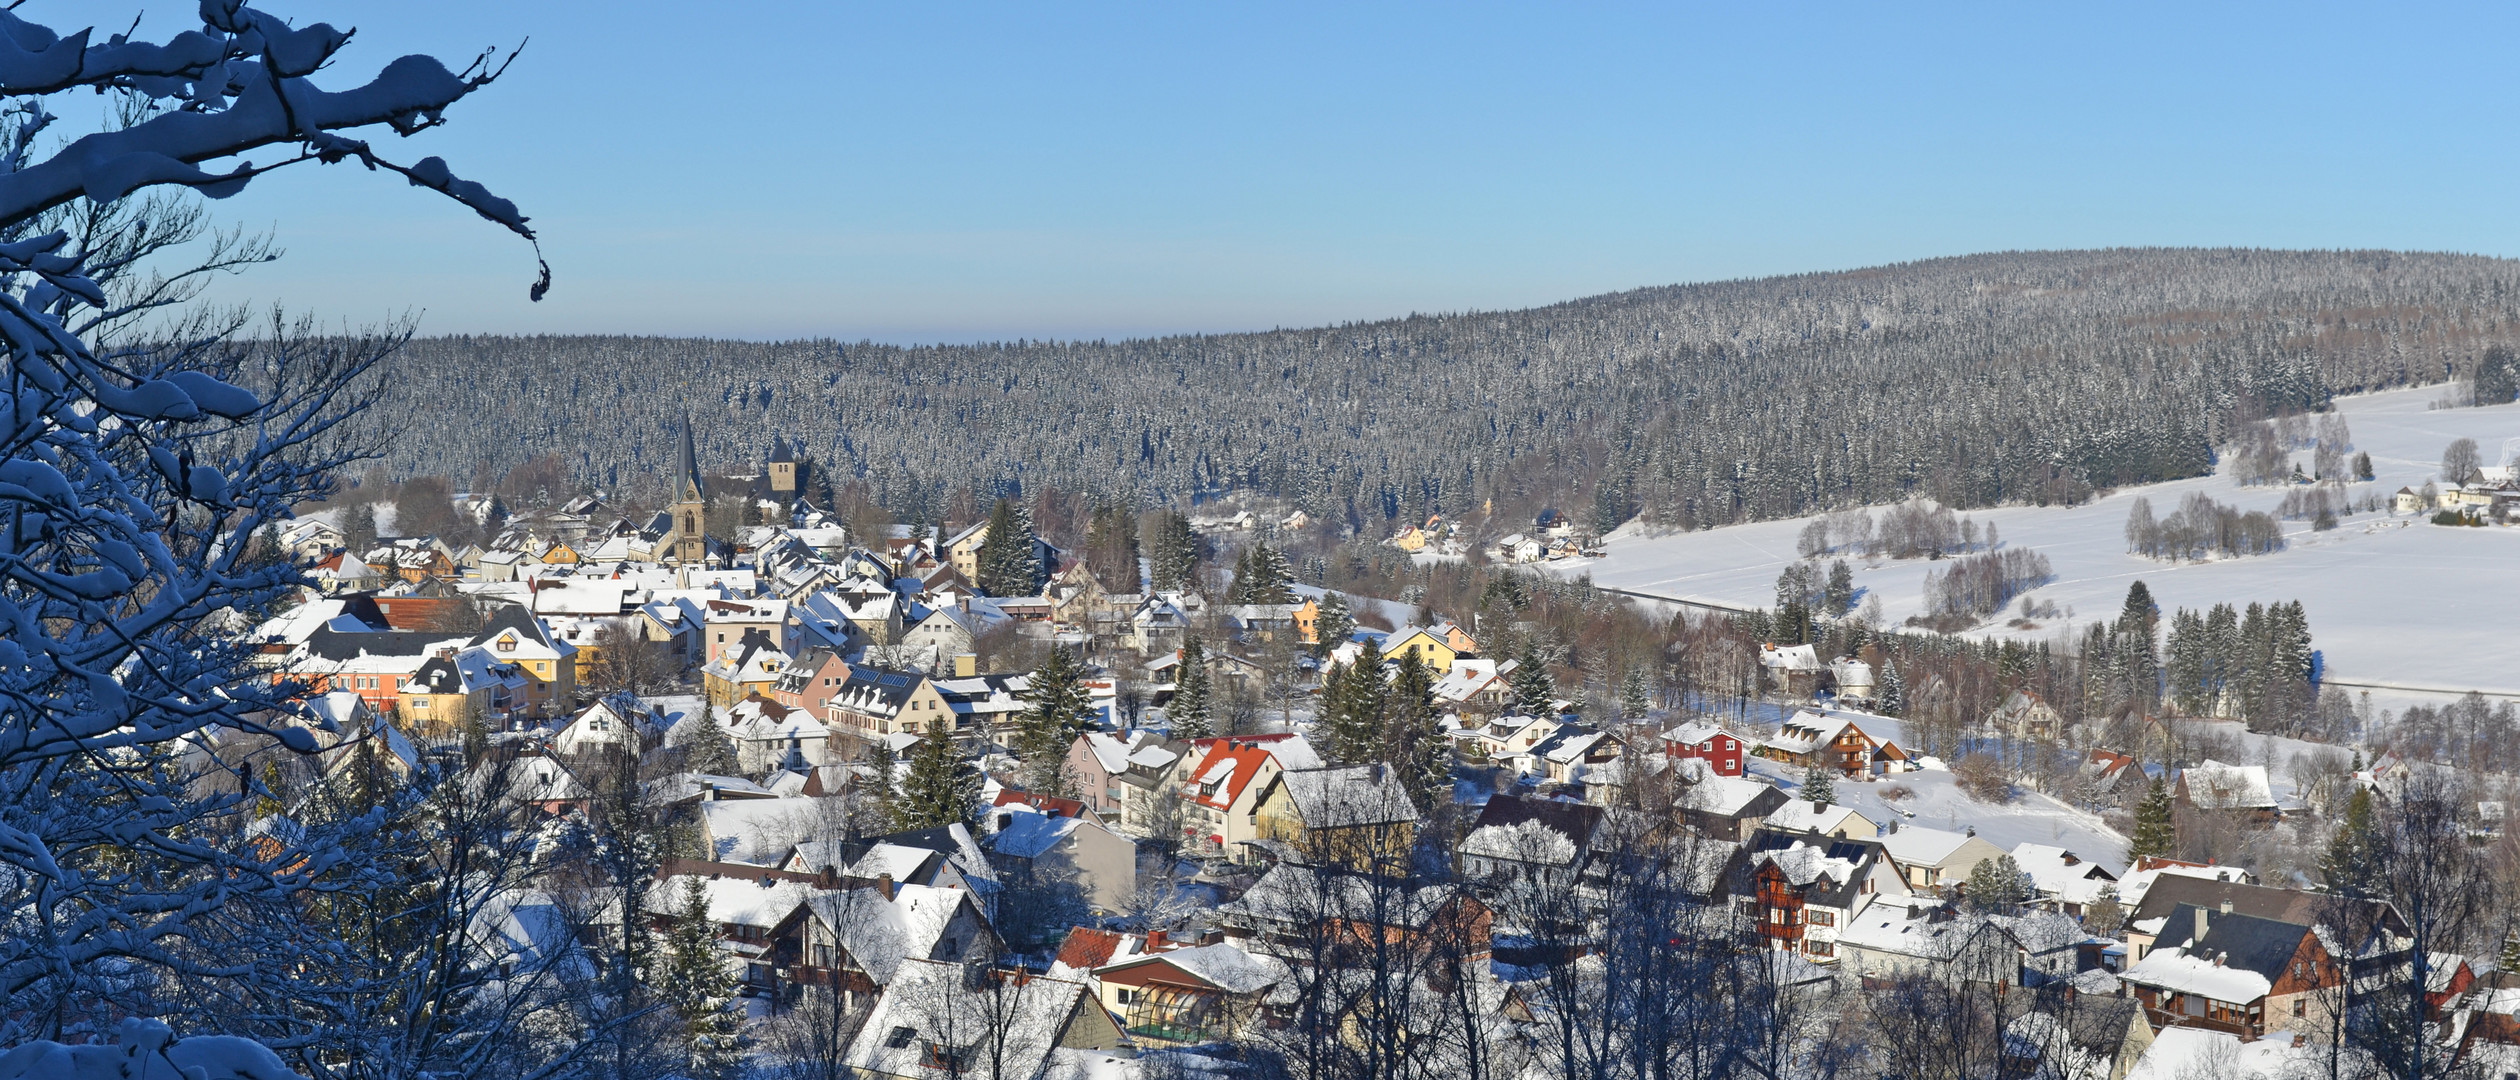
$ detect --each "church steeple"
[670,414,708,564]
[677,413,706,505]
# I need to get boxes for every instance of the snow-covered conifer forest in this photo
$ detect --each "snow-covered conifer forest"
[371,248,2520,525]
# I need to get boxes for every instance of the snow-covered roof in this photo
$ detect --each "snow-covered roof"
[2009,843,2119,906]
[989,807,1089,860]
[808,883,977,984]
[1273,764,1418,828]
[2179,760,2277,810]
[1874,825,1982,870]
[1111,942,1287,995]
[2120,945,2273,1004]
[700,796,837,866]
[845,959,1091,1080]
[647,873,815,931]
[1760,797,1869,835]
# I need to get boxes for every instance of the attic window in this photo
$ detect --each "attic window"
[884,1026,916,1049]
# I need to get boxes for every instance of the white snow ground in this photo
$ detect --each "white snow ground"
[1552,385,2520,705]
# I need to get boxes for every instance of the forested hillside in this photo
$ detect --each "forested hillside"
[379,248,2520,529]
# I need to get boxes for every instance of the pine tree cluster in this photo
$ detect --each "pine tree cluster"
[2161,599,2316,730]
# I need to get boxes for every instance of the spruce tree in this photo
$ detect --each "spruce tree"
[2115,581,2161,714]
[976,497,1044,598]
[1964,853,2029,913]
[1017,648,1094,796]
[660,876,745,1078]
[1148,511,1200,592]
[1250,542,1295,603]
[1169,637,1214,739]
[345,502,379,554]
[863,736,900,831]
[679,709,743,778]
[1618,666,1653,720]
[1508,643,1556,715]
[896,722,981,830]
[1801,761,1838,806]
[2128,777,2178,862]
[1314,591,1356,652]
[1324,638,1389,764]
[1386,652,1446,812]
[1878,657,1906,716]
[1824,559,1855,617]
[2321,787,2382,897]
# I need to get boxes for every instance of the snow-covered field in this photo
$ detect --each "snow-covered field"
[1553,385,2520,703]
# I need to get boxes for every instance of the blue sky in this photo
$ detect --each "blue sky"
[137,2,2520,341]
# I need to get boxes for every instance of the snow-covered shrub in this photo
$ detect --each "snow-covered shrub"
[0,0,540,1054]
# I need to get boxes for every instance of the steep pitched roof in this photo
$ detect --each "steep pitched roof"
[676,413,705,503]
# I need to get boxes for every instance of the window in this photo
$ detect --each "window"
[883,1026,916,1049]
[414,698,430,710]
[1804,940,1834,957]
[2293,999,2306,1018]
[1808,910,1836,927]
[1116,988,1136,1005]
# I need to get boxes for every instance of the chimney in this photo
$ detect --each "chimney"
[2194,906,2210,945]
[876,873,895,901]
[1146,930,1167,952]
[2219,899,2233,916]
[953,653,977,678]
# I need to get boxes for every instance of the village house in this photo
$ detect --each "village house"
[2121,904,2345,1040]
[1456,794,1610,901]
[1427,657,1513,712]
[1380,623,1471,672]
[824,665,953,754]
[1250,763,1420,871]
[1067,730,1188,824]
[468,606,578,718]
[702,597,791,664]
[932,669,1034,742]
[700,628,790,708]
[786,880,1002,1007]
[2122,877,2405,964]
[1833,902,2035,990]
[550,692,667,759]
[402,646,533,737]
[984,795,1138,913]
[2009,843,2121,917]
[1875,824,2009,891]
[1091,941,1285,1048]
[1219,864,1492,964]
[1758,795,1880,840]
[1674,758,1793,841]
[841,958,1129,1080]
[723,695,834,773]
[1176,734,1322,865]
[1758,709,1912,778]
[1733,829,1910,964]
[769,646,855,717]
[1664,718,1749,777]
[280,517,346,560]
[1987,689,2067,740]
[1760,643,1827,697]
[2174,760,2282,826]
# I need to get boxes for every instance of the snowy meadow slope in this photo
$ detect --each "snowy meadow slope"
[1552,385,2520,700]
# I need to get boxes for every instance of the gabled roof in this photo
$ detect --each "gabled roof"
[1462,794,1603,861]
[2127,876,2405,942]
[1100,942,1285,995]
[1268,764,1418,829]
